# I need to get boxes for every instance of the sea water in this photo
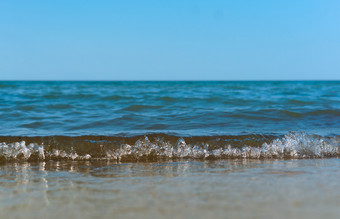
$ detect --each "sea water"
[0,81,339,218]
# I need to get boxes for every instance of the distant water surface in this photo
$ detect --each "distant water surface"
[0,81,339,136]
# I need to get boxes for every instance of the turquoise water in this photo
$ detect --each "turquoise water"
[0,81,339,218]
[0,81,339,161]
[1,81,339,136]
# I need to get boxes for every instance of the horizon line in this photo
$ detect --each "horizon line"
[1,79,339,82]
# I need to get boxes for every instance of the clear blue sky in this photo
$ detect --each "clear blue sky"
[0,0,339,80]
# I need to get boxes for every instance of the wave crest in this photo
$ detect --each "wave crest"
[0,132,339,162]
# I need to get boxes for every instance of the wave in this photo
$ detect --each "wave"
[0,132,339,162]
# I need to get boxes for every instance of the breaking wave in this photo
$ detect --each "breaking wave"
[0,132,339,162]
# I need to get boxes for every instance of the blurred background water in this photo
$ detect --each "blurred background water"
[0,81,339,136]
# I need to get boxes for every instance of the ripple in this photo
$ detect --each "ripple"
[123,105,163,112]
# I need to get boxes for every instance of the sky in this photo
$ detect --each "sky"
[0,0,339,80]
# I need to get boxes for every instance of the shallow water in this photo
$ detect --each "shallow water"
[1,159,339,219]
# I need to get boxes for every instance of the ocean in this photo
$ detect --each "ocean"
[0,81,339,218]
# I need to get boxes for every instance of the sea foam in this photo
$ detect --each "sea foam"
[0,132,339,162]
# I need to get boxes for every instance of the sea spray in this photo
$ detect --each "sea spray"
[0,132,339,162]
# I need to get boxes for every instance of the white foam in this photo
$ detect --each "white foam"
[107,132,340,160]
[0,133,339,161]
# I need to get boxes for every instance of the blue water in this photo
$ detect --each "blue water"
[0,81,339,136]
[1,81,339,219]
